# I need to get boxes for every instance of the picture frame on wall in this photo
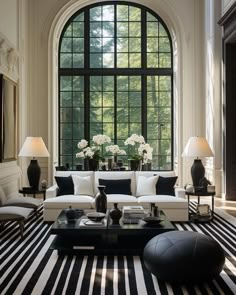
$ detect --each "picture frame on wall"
[0,74,17,162]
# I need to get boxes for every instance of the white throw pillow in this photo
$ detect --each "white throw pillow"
[136,175,159,196]
[72,175,94,196]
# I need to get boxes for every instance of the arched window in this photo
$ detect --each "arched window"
[58,2,173,170]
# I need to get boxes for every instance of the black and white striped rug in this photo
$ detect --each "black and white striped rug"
[1,203,236,295]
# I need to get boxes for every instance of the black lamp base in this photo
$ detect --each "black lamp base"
[191,159,205,187]
[27,159,41,191]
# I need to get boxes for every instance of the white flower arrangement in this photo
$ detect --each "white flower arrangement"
[124,134,153,162]
[105,145,126,156]
[124,134,145,146]
[77,139,88,149]
[76,147,95,159]
[76,135,111,161]
[92,134,111,145]
[138,143,153,163]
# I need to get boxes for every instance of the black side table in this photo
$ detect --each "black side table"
[185,191,215,220]
[19,188,46,200]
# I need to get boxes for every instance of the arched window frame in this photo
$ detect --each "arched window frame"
[58,1,173,170]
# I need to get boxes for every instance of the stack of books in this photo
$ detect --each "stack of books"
[122,206,145,224]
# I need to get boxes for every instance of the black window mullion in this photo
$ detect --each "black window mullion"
[141,9,147,68]
[142,75,147,139]
[114,5,117,143]
[113,76,117,144]
[114,4,117,68]
[84,74,89,142]
[84,9,90,143]
[141,10,147,139]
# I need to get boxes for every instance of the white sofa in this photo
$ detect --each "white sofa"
[43,171,188,222]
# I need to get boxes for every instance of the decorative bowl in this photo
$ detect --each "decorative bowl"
[87,212,106,222]
[142,216,164,225]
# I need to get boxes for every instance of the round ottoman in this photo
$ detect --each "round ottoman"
[143,231,225,283]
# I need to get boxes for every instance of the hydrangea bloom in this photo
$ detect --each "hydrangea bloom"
[124,134,153,162]
[77,139,88,149]
[124,134,145,146]
[105,145,126,155]
[93,134,111,145]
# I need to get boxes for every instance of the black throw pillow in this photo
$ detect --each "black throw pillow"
[155,176,178,196]
[98,179,132,195]
[55,175,74,196]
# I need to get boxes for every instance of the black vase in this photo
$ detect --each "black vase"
[65,206,76,222]
[109,203,122,225]
[84,159,99,171]
[129,159,141,171]
[95,185,107,213]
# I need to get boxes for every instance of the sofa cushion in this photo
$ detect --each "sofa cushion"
[0,206,34,220]
[55,175,74,196]
[72,175,94,196]
[155,176,178,196]
[98,179,132,195]
[94,171,136,195]
[43,195,94,209]
[136,175,158,196]
[138,195,188,209]
[92,194,138,209]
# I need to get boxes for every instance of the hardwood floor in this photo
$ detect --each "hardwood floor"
[215,197,236,218]
[188,195,236,217]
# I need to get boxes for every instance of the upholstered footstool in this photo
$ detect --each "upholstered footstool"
[0,206,34,238]
[143,231,225,283]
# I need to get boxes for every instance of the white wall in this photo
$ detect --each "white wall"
[0,0,21,196]
[0,0,18,48]
[204,0,222,196]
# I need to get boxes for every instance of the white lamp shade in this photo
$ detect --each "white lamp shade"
[18,137,50,158]
[182,137,214,158]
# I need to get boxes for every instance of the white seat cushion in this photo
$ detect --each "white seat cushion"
[43,195,94,209]
[5,196,42,209]
[0,206,34,220]
[138,195,188,209]
[92,194,138,209]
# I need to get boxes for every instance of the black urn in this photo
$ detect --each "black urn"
[65,206,76,221]
[109,203,122,225]
[95,185,107,213]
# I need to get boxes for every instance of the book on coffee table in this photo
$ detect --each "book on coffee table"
[122,206,144,213]
[122,206,145,224]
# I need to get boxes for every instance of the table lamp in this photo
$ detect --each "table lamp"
[18,137,50,190]
[182,136,214,187]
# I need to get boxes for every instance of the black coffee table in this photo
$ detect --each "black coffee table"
[50,210,175,255]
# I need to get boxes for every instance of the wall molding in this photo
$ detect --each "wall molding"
[0,32,19,81]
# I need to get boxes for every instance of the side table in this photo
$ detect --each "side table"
[185,191,215,220]
[19,188,46,201]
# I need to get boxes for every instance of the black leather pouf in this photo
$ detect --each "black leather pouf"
[143,231,225,283]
